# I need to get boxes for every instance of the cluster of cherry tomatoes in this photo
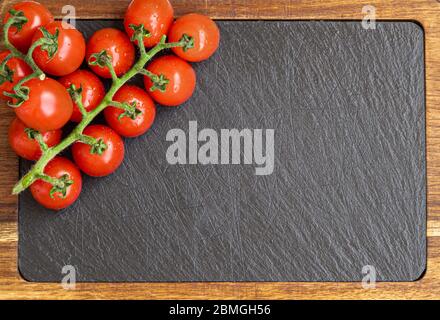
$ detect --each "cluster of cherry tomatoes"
[0,0,220,210]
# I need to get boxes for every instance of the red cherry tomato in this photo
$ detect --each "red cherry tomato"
[30,157,82,210]
[143,55,196,106]
[0,50,32,101]
[86,28,135,79]
[3,1,54,53]
[104,85,156,138]
[168,14,220,62]
[8,117,61,161]
[31,21,86,76]
[72,125,125,177]
[14,77,73,132]
[124,0,174,48]
[58,70,105,122]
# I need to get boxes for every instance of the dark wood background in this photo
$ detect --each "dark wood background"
[0,0,439,299]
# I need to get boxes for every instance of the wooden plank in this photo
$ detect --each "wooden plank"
[0,0,439,299]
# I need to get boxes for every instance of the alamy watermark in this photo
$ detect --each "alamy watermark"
[166,121,275,175]
[361,265,376,289]
[362,5,376,30]
[61,5,76,28]
[61,265,76,290]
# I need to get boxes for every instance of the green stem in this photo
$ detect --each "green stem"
[78,134,98,145]
[23,38,46,76]
[107,100,136,111]
[76,96,87,117]
[35,173,61,186]
[34,133,49,152]
[2,16,46,108]
[10,39,46,92]
[0,53,13,70]
[2,18,25,59]
[12,35,190,195]
[67,84,87,116]
[139,69,157,79]
[106,60,118,83]
[108,101,125,109]
[3,20,44,76]
[13,71,40,91]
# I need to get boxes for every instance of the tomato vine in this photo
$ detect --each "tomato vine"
[2,9,194,196]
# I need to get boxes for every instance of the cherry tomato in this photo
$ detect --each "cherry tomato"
[86,28,135,79]
[14,77,73,132]
[30,157,82,210]
[58,70,105,122]
[168,14,220,62]
[72,125,125,177]
[8,117,61,161]
[124,0,174,48]
[143,55,196,106]
[104,85,156,138]
[0,50,32,101]
[3,1,54,53]
[31,21,86,76]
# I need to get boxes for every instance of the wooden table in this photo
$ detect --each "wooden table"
[0,0,439,299]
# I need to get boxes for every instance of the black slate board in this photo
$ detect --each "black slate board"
[18,20,426,282]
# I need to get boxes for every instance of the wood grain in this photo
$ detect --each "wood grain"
[0,0,439,299]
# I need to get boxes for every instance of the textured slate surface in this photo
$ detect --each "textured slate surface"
[18,21,426,282]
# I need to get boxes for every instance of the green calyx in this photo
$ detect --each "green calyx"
[8,9,28,32]
[24,127,39,139]
[79,134,108,155]
[88,50,112,69]
[0,64,13,85]
[149,73,169,92]
[179,34,194,52]
[129,24,151,42]
[67,84,87,116]
[38,27,59,59]
[67,84,83,104]
[118,101,142,121]
[4,85,29,108]
[49,174,73,199]
[90,138,107,155]
[25,127,48,151]
[140,69,170,92]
